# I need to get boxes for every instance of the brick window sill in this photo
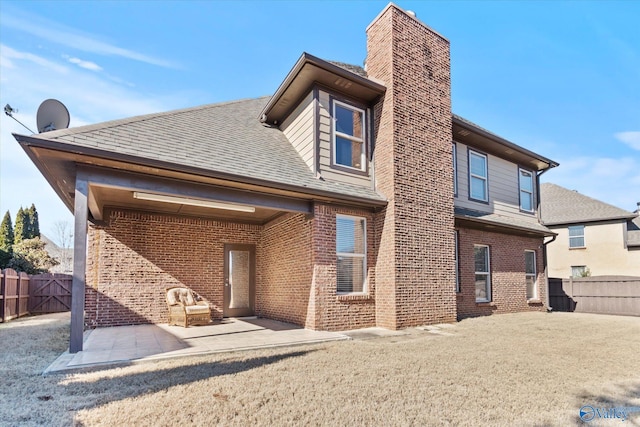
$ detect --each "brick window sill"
[475,301,496,307]
[337,294,373,303]
[527,299,542,304]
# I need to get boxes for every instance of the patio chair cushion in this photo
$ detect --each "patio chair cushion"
[178,289,196,306]
[184,304,211,315]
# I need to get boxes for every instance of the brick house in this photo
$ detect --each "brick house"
[14,3,558,352]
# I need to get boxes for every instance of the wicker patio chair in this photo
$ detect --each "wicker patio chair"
[166,286,211,327]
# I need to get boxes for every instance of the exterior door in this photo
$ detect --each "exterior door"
[223,244,255,317]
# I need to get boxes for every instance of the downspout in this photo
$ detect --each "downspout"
[536,165,556,312]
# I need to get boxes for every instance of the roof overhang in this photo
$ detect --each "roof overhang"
[455,208,556,237]
[452,115,559,172]
[260,53,386,125]
[13,133,387,224]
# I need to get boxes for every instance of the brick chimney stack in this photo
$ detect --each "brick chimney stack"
[367,3,456,328]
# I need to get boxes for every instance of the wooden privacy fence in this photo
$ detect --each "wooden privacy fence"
[0,269,72,322]
[549,276,640,316]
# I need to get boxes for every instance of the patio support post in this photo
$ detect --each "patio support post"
[70,176,89,353]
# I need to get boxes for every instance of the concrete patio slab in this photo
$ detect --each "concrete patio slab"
[44,317,349,374]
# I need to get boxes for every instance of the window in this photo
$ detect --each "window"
[519,168,534,212]
[333,101,366,171]
[474,245,491,302]
[571,265,587,278]
[569,225,585,248]
[525,250,537,299]
[469,150,488,202]
[454,231,460,293]
[453,143,458,196]
[336,215,366,293]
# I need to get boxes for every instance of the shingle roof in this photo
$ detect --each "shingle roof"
[454,207,553,235]
[540,183,637,225]
[327,61,367,78]
[628,216,640,247]
[28,97,385,203]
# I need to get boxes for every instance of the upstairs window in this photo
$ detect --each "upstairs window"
[336,215,367,293]
[569,225,585,248]
[469,150,488,202]
[333,101,366,171]
[453,143,458,196]
[519,168,534,212]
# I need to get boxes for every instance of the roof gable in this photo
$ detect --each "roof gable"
[540,183,637,225]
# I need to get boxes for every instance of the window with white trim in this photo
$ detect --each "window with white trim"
[571,265,588,278]
[474,245,491,302]
[453,143,458,196]
[333,101,366,171]
[469,150,488,202]
[336,215,366,293]
[525,250,537,299]
[569,225,585,248]
[519,168,534,212]
[455,231,460,293]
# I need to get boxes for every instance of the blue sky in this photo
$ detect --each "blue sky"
[1,0,639,239]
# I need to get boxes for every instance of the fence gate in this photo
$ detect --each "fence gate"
[29,273,72,314]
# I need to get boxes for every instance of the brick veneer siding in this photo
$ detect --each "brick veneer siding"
[85,209,260,328]
[258,212,313,326]
[310,203,377,331]
[84,205,378,331]
[367,4,456,328]
[456,227,547,319]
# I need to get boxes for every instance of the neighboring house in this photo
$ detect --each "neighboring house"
[540,183,640,278]
[41,234,73,274]
[14,4,558,352]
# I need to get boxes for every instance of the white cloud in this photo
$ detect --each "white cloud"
[543,155,640,212]
[67,57,103,72]
[1,44,69,74]
[0,44,175,235]
[614,131,640,151]
[1,9,178,69]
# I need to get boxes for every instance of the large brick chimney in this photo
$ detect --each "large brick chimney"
[367,4,456,328]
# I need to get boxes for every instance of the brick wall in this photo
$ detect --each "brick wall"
[258,212,313,326]
[456,227,547,319]
[367,4,457,328]
[310,203,377,331]
[85,209,260,327]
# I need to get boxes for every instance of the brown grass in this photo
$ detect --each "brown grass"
[1,311,639,426]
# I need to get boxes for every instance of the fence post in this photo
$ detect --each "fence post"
[0,269,5,322]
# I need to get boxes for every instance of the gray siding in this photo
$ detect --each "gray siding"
[454,141,537,222]
[281,91,315,172]
[317,90,372,187]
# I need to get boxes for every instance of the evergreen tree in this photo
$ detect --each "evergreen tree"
[0,210,13,268]
[0,210,13,252]
[14,207,27,244]
[27,204,40,239]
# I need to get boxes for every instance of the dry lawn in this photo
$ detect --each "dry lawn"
[1,311,639,426]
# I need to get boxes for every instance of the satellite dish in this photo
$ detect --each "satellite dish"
[36,99,70,133]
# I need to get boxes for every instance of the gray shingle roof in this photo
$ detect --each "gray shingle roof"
[30,97,385,203]
[454,207,553,235]
[540,183,637,225]
[628,216,640,247]
[327,61,367,78]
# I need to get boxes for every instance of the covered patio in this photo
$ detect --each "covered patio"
[45,317,349,373]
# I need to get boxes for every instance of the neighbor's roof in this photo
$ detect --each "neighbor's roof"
[454,207,554,236]
[627,216,640,247]
[17,97,386,204]
[540,183,637,226]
